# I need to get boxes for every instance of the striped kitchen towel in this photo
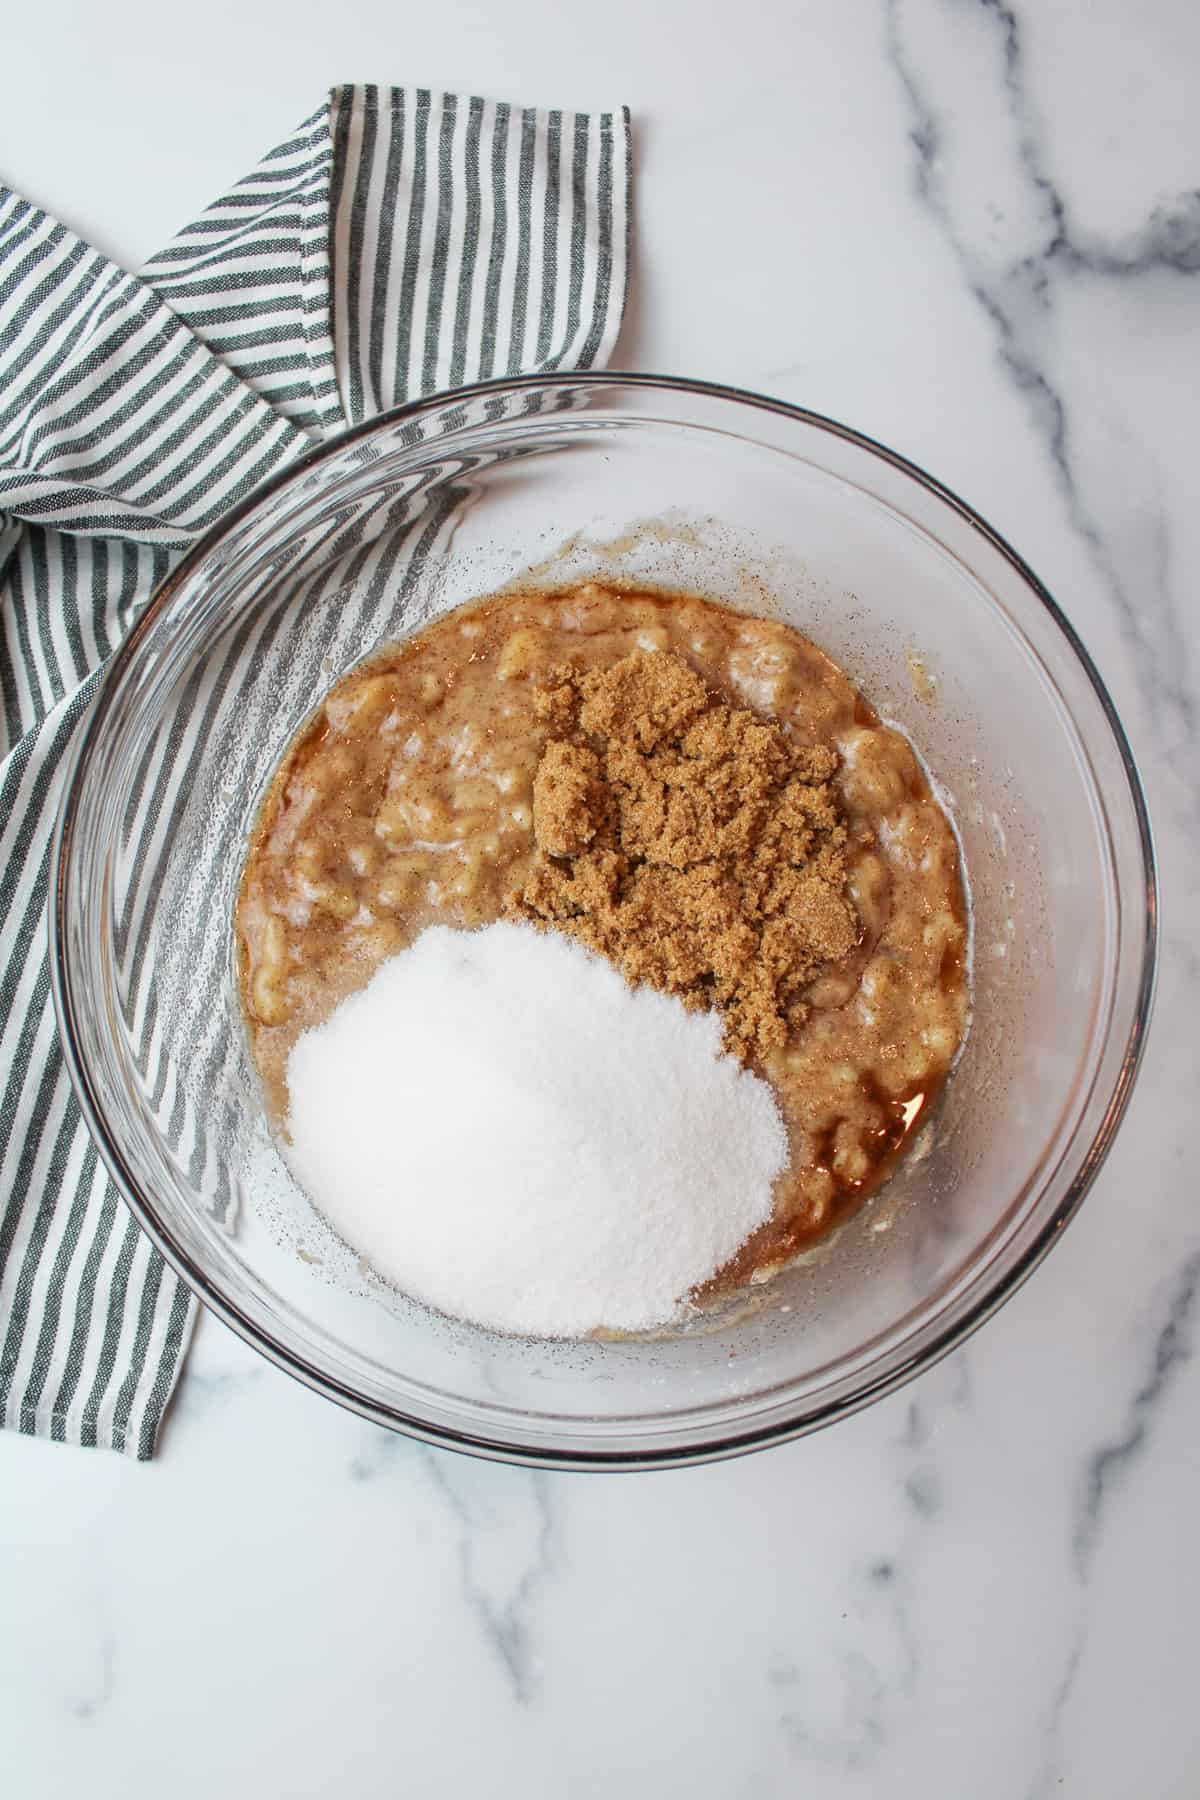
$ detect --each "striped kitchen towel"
[0,86,631,1458]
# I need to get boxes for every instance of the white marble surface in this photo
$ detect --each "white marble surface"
[3,2,1199,1793]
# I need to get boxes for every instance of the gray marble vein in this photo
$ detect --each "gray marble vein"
[758,1356,976,1776]
[1074,1248,1200,1574]
[1027,1250,1200,1798]
[418,1448,555,1702]
[69,1588,117,1723]
[345,1422,556,1697]
[170,1364,265,1425]
[348,1423,408,1483]
[765,1551,921,1773]
[884,0,1198,753]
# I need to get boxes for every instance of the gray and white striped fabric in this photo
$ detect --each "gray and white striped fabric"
[0,85,631,1458]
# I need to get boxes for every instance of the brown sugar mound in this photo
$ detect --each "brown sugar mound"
[509,649,862,1062]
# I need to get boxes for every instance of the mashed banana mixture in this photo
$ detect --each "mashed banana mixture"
[237,583,969,1289]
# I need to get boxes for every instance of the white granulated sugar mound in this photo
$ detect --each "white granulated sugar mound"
[285,921,786,1337]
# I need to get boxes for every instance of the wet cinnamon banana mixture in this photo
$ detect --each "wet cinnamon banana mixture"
[237,584,969,1288]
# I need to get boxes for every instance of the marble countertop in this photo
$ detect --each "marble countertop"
[3,2,1198,1793]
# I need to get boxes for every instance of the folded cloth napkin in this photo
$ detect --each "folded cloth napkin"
[0,86,631,1458]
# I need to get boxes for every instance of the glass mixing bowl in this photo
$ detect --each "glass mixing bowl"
[49,374,1157,1468]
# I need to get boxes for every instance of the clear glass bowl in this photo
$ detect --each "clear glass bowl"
[49,375,1157,1468]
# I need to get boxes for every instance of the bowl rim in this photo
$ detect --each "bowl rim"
[48,370,1159,1470]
